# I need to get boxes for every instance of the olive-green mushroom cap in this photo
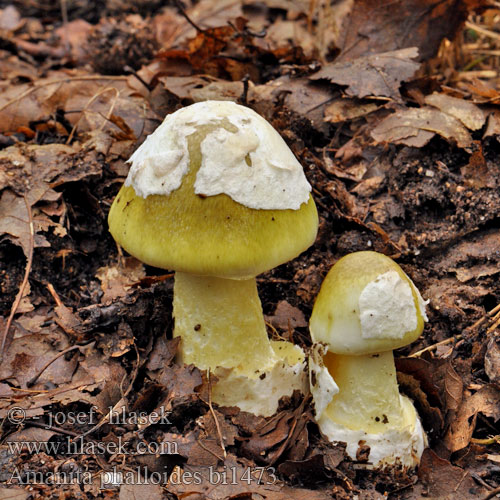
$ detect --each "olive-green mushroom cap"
[108,101,318,278]
[310,251,428,355]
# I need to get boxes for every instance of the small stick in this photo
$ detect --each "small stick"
[410,336,462,358]
[46,282,64,308]
[196,438,225,462]
[481,486,500,500]
[0,76,127,114]
[0,196,34,362]
[78,344,140,438]
[174,0,207,34]
[207,371,227,459]
[26,341,93,387]
[411,303,500,358]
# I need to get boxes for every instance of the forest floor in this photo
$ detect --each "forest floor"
[0,0,499,499]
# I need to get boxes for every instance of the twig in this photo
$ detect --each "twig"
[174,0,208,34]
[411,303,500,358]
[0,76,127,114]
[0,196,34,363]
[471,435,500,445]
[124,65,152,91]
[196,438,225,462]
[23,419,80,437]
[66,86,120,144]
[207,370,227,459]
[26,341,93,387]
[60,0,70,55]
[410,335,462,358]
[240,75,249,105]
[481,486,500,500]
[465,21,500,42]
[173,0,228,43]
[78,343,140,438]
[472,473,494,491]
[46,282,65,308]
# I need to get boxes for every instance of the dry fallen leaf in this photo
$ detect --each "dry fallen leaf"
[337,0,487,61]
[371,107,473,148]
[96,257,145,304]
[444,385,500,452]
[485,339,500,385]
[418,448,486,499]
[424,92,486,130]
[119,483,164,500]
[323,97,380,123]
[0,487,29,500]
[266,300,307,330]
[310,48,420,100]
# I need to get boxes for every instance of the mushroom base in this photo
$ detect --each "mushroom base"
[314,351,426,467]
[318,395,426,467]
[212,341,307,416]
[173,272,308,415]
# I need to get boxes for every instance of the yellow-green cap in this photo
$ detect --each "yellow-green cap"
[108,101,318,278]
[310,251,428,355]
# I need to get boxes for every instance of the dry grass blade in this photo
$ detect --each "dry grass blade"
[410,303,500,357]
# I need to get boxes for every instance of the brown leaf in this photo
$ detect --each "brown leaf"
[371,107,473,148]
[485,339,500,385]
[0,487,29,500]
[443,361,463,414]
[96,257,146,305]
[146,336,180,372]
[424,93,486,131]
[168,461,333,500]
[337,0,486,62]
[418,448,486,499]
[310,48,420,100]
[444,385,500,452]
[461,147,496,189]
[278,449,344,482]
[396,359,444,439]
[324,98,379,123]
[0,189,51,257]
[97,320,134,358]
[118,483,164,500]
[0,332,76,389]
[0,73,152,139]
[199,409,238,447]
[250,76,334,135]
[241,411,293,460]
[265,300,307,330]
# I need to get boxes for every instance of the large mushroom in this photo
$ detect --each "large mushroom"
[108,100,318,416]
[309,251,428,467]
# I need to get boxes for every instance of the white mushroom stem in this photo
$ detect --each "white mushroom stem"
[322,351,407,433]
[173,272,277,378]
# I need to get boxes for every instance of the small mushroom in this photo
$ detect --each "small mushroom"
[309,251,428,467]
[108,100,318,416]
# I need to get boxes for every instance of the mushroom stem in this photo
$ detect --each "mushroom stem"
[322,351,407,433]
[173,272,276,378]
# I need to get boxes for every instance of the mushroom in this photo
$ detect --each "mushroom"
[108,100,318,416]
[309,251,428,467]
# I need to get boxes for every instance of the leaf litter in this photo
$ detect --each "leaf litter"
[0,0,499,499]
